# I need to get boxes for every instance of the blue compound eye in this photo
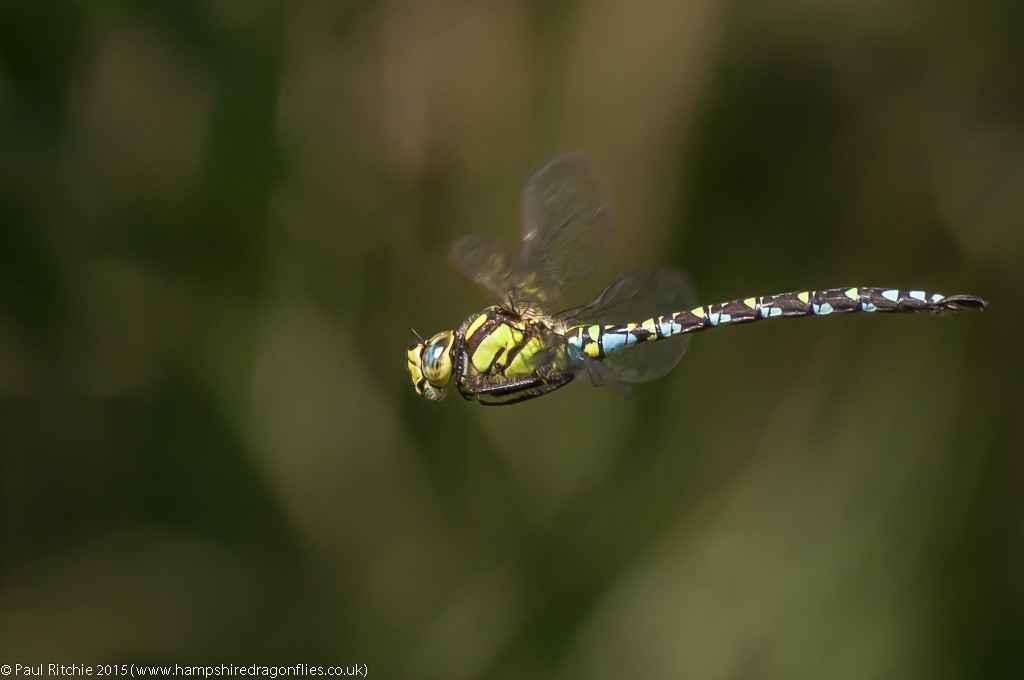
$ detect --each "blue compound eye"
[425,342,446,371]
[420,331,454,387]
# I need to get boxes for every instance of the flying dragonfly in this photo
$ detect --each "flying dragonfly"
[407,155,986,405]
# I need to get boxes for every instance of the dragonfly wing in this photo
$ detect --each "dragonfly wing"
[446,155,612,311]
[564,267,698,384]
[510,154,614,310]
[447,234,517,303]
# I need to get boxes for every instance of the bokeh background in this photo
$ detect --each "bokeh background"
[1,1,1021,677]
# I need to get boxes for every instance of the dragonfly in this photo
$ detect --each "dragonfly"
[407,155,987,405]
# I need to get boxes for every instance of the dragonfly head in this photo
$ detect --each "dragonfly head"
[407,330,456,401]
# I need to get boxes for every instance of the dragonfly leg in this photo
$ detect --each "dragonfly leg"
[461,373,574,405]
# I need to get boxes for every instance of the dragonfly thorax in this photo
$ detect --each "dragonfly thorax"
[408,305,578,404]
[407,330,456,401]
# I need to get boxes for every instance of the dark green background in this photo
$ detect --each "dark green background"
[1,1,1020,677]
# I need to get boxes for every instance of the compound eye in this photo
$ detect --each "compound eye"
[424,341,446,372]
[420,331,454,386]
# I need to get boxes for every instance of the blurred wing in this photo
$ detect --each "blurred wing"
[447,234,516,302]
[509,154,614,310]
[448,154,614,311]
[563,267,697,384]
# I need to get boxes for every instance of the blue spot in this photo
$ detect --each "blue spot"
[602,333,627,354]
[930,293,945,303]
[769,307,782,317]
[910,290,926,301]
[882,289,899,302]
[709,312,721,326]
[660,320,680,336]
[861,302,878,312]
[813,302,834,315]
[626,331,639,346]
[719,313,732,324]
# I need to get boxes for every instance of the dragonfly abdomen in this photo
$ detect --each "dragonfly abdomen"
[699,286,986,325]
[566,287,986,359]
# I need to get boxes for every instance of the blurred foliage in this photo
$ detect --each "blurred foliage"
[1,0,1022,677]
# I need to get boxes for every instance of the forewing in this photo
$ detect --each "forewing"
[564,267,697,384]
[510,154,614,310]
[447,234,516,303]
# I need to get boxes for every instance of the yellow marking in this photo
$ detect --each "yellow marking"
[844,287,859,300]
[465,313,488,339]
[743,297,757,308]
[582,325,602,358]
[797,291,810,304]
[471,347,499,373]
[506,336,542,377]
[407,361,422,382]
[407,347,420,365]
[641,318,657,335]
[691,307,706,318]
[472,324,517,372]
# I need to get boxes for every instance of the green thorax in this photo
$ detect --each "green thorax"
[456,306,571,382]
